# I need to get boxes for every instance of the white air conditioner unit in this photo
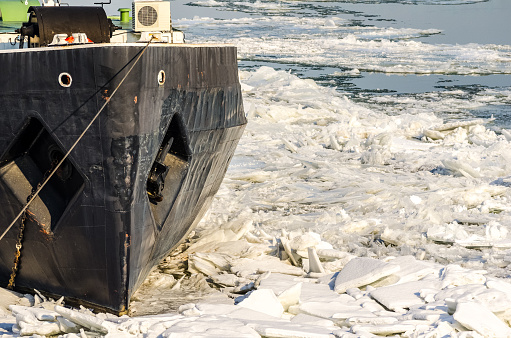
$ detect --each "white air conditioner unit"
[132,1,171,32]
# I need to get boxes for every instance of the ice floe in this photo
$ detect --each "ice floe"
[2,227,511,337]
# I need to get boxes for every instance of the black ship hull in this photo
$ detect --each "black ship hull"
[0,44,246,313]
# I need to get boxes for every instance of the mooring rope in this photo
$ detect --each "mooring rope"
[0,38,154,243]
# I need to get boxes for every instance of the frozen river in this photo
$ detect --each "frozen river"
[2,0,511,336]
[167,0,511,279]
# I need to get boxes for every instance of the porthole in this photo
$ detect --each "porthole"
[58,72,72,87]
[158,70,165,86]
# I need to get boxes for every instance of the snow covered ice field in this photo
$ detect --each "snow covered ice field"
[3,0,511,337]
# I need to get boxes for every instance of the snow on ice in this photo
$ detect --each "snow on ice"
[2,66,511,337]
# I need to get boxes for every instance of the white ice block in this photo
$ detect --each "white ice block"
[308,247,325,274]
[247,319,336,338]
[334,257,400,294]
[277,282,302,311]
[369,280,440,313]
[387,256,439,284]
[299,301,363,320]
[453,302,511,338]
[231,256,304,277]
[237,289,284,318]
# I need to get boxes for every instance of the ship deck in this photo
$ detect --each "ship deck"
[0,20,224,51]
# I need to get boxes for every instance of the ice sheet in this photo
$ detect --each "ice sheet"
[2,3,511,334]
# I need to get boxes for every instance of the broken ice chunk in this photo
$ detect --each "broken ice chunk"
[161,315,260,337]
[54,306,113,334]
[301,285,347,304]
[439,264,487,288]
[369,280,441,313]
[187,253,222,276]
[432,119,491,132]
[258,273,301,295]
[453,302,511,337]
[486,278,511,299]
[247,319,336,338]
[408,308,450,323]
[237,289,284,318]
[334,257,400,294]
[316,249,353,261]
[281,238,300,266]
[179,303,202,317]
[290,313,336,327]
[0,289,28,313]
[367,274,400,288]
[345,315,398,327]
[442,159,481,178]
[231,256,304,277]
[56,316,81,334]
[288,232,322,252]
[435,284,511,313]
[308,247,325,274]
[351,323,416,335]
[210,273,243,287]
[9,305,41,325]
[299,301,363,320]
[358,297,385,312]
[387,255,440,284]
[18,321,62,337]
[345,288,364,300]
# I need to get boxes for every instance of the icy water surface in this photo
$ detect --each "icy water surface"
[148,0,511,289]
[3,1,511,336]
[137,0,511,311]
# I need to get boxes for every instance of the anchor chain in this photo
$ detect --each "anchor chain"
[7,159,59,290]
